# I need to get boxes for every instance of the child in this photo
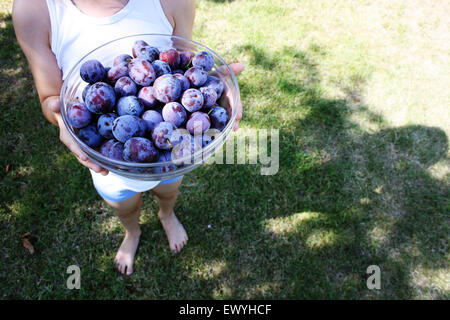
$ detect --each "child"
[12,0,243,275]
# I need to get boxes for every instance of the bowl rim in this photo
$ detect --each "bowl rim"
[60,33,240,168]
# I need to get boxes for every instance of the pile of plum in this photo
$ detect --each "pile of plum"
[67,40,229,172]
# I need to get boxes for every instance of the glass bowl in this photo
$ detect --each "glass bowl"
[60,34,240,181]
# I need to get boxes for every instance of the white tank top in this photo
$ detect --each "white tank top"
[46,0,173,80]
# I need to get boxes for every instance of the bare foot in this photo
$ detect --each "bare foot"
[114,230,141,275]
[159,211,188,253]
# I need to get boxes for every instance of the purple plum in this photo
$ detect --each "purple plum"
[184,67,207,87]
[173,73,190,92]
[117,95,144,117]
[107,62,129,84]
[137,86,158,109]
[97,113,118,139]
[108,141,125,160]
[186,111,211,134]
[136,116,148,137]
[132,40,149,58]
[100,139,124,160]
[209,105,228,130]
[155,151,177,173]
[141,109,163,131]
[152,60,171,78]
[201,128,222,147]
[67,102,92,128]
[192,51,214,71]
[135,45,160,62]
[78,124,104,147]
[199,86,217,107]
[114,76,137,97]
[181,88,204,112]
[128,58,156,86]
[112,115,144,143]
[80,59,106,84]
[151,121,176,150]
[82,84,91,101]
[99,139,114,156]
[159,48,180,69]
[179,50,195,69]
[153,74,182,103]
[204,75,224,98]
[84,82,116,114]
[171,135,202,165]
[113,54,132,66]
[123,137,158,163]
[162,102,187,127]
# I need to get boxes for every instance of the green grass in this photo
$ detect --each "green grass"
[0,0,449,299]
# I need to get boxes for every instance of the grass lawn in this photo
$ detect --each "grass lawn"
[0,0,449,299]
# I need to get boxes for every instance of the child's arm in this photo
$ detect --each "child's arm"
[12,0,108,174]
[13,0,61,124]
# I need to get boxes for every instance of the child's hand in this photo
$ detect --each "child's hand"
[47,96,109,176]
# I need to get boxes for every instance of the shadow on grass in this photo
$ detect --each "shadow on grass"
[0,12,448,299]
[180,43,449,299]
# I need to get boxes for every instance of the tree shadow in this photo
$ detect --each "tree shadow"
[178,43,449,299]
